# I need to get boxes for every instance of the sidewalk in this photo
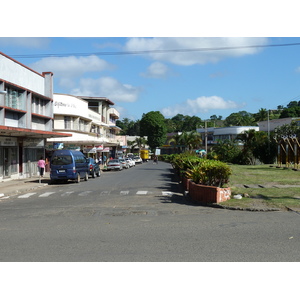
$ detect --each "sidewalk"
[0,165,107,199]
[0,173,51,198]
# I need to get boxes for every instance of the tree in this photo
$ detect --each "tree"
[279,106,300,118]
[116,118,140,135]
[236,129,277,164]
[180,131,202,152]
[254,108,268,122]
[140,111,167,150]
[211,140,243,163]
[224,111,255,126]
[168,133,184,153]
[182,116,202,132]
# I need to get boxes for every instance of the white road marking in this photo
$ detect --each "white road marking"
[78,191,92,196]
[136,191,148,195]
[39,192,56,198]
[18,193,36,198]
[61,191,74,197]
[120,191,130,195]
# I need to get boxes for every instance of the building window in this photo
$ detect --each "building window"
[5,88,25,110]
[32,97,46,115]
[79,119,85,132]
[64,116,73,130]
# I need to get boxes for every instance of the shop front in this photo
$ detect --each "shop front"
[0,137,18,179]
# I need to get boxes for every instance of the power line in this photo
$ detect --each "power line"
[8,42,300,59]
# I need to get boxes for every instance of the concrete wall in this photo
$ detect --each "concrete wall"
[0,53,45,95]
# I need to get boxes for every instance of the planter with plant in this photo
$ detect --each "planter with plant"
[185,159,232,204]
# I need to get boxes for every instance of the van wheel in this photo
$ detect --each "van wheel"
[76,173,81,183]
[84,172,88,181]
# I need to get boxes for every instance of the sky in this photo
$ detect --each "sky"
[1,1,300,125]
[2,36,300,123]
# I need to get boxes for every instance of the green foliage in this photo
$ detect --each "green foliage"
[164,114,202,133]
[237,129,277,164]
[166,153,232,187]
[224,111,255,126]
[211,140,244,164]
[140,111,167,150]
[186,159,232,187]
[116,118,140,135]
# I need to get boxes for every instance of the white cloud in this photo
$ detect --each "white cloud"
[29,55,114,77]
[71,77,141,103]
[161,96,245,117]
[141,62,170,78]
[125,37,269,66]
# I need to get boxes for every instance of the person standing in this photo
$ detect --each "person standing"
[37,156,46,177]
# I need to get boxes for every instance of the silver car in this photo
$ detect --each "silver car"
[106,159,123,171]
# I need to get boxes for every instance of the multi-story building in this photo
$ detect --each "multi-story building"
[46,94,123,159]
[0,52,71,180]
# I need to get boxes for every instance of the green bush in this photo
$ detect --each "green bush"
[167,153,232,187]
[186,159,232,187]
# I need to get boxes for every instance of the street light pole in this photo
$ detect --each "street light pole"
[205,120,208,154]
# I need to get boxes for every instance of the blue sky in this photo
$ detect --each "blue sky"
[2,36,300,122]
[1,2,300,123]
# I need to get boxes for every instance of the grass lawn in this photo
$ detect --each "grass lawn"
[226,164,300,210]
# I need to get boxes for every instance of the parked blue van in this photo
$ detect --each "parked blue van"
[50,150,89,183]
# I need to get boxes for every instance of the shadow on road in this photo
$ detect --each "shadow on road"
[156,166,201,207]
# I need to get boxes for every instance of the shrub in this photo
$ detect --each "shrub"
[185,159,232,187]
[167,153,232,188]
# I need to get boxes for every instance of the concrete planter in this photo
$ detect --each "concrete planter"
[188,180,231,204]
[182,176,192,191]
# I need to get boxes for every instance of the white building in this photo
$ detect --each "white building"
[197,126,259,144]
[0,52,70,180]
[46,94,123,159]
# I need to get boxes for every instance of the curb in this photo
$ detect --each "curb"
[183,191,281,212]
[211,203,281,212]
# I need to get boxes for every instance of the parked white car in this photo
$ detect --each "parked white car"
[119,158,130,169]
[125,157,135,167]
[133,156,143,164]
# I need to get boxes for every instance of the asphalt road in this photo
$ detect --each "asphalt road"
[1,161,300,262]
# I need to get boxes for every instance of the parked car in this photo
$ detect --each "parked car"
[119,158,130,169]
[133,156,143,164]
[125,157,135,167]
[106,159,123,171]
[87,157,101,178]
[50,150,89,183]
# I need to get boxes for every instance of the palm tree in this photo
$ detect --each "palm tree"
[254,108,268,122]
[168,133,184,153]
[128,137,148,151]
[181,131,202,153]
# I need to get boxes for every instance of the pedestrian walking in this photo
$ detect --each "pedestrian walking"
[37,156,46,177]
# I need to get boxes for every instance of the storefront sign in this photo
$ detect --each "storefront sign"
[0,137,17,146]
[23,138,44,147]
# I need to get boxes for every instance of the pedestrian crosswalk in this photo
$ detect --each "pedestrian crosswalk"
[15,190,174,199]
